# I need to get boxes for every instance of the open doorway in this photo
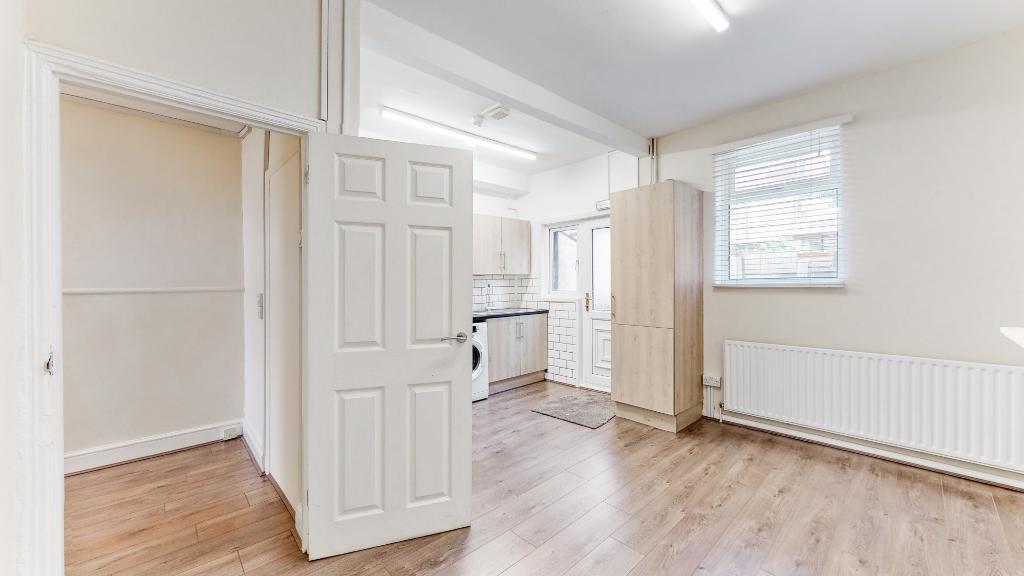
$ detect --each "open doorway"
[59,90,305,573]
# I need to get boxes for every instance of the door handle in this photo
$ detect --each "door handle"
[441,332,468,344]
[584,292,591,312]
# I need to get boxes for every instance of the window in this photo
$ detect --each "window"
[713,124,843,286]
[549,226,578,293]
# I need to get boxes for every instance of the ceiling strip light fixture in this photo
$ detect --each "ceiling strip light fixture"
[380,106,537,161]
[691,0,730,32]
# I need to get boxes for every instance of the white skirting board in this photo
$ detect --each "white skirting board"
[242,418,266,473]
[719,413,1024,491]
[64,420,243,475]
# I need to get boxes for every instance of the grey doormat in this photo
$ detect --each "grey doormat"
[532,390,615,429]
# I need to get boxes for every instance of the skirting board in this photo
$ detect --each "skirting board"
[720,413,1024,492]
[64,420,243,475]
[242,419,266,473]
[490,370,546,395]
[615,402,703,433]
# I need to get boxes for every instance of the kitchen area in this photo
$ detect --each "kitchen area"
[470,214,550,402]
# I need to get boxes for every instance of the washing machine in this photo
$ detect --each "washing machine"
[471,321,489,401]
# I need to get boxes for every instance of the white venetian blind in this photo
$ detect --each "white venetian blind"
[713,124,843,286]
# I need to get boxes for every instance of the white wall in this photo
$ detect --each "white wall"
[0,0,25,570]
[25,0,322,118]
[656,26,1024,384]
[241,128,267,465]
[61,101,244,453]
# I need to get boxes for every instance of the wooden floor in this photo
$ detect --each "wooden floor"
[66,381,1024,576]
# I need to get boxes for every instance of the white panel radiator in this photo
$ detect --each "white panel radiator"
[724,340,1024,474]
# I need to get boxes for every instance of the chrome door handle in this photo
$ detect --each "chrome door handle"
[442,332,468,344]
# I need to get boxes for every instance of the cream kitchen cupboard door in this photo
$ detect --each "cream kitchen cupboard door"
[500,217,531,274]
[473,214,503,274]
[610,183,674,329]
[306,134,473,559]
[486,316,521,381]
[519,314,548,374]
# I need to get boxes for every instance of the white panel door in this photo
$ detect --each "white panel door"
[305,134,473,559]
[579,218,612,391]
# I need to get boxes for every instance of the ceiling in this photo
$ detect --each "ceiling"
[360,48,610,174]
[366,0,1024,137]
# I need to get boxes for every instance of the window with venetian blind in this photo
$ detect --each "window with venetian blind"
[713,124,843,286]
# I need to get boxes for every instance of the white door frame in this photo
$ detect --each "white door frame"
[18,41,325,576]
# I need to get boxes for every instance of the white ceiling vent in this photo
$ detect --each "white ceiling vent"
[473,104,511,127]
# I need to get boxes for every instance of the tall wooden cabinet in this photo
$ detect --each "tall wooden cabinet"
[610,180,703,433]
[473,214,531,275]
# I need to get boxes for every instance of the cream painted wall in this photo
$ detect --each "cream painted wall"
[0,0,25,570]
[61,100,244,452]
[25,0,322,118]
[657,26,1024,378]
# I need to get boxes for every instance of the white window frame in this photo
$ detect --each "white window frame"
[712,116,851,288]
[546,223,580,299]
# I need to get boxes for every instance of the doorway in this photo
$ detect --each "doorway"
[578,218,612,392]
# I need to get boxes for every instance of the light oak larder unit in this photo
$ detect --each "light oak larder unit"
[610,180,703,433]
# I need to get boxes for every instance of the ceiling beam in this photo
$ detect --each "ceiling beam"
[362,2,650,157]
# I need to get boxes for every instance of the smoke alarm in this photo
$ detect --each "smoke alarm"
[473,104,511,127]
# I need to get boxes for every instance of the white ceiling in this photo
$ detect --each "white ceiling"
[360,48,610,175]
[366,0,1024,137]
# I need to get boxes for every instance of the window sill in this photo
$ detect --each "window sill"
[712,281,846,289]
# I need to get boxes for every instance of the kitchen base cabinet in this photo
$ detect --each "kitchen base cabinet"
[486,313,548,393]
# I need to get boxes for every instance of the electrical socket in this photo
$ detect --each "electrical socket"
[702,375,722,388]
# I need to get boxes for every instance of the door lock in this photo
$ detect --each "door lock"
[584,292,591,312]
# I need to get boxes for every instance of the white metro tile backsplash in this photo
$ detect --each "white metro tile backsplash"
[473,275,578,384]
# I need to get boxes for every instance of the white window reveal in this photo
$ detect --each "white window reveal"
[713,123,844,286]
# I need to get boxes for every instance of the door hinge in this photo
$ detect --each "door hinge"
[256,293,265,320]
[44,348,56,376]
[304,165,309,185]
[298,228,304,248]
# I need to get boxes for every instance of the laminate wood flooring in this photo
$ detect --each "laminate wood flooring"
[66,381,1024,575]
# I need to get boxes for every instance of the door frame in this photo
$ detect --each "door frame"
[19,41,325,576]
[538,212,611,391]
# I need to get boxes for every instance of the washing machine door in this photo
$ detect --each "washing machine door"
[471,338,484,379]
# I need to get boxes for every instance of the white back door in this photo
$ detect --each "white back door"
[579,218,612,391]
[305,134,473,559]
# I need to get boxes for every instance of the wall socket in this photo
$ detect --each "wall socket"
[702,375,722,388]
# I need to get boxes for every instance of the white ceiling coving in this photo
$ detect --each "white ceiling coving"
[366,0,1024,137]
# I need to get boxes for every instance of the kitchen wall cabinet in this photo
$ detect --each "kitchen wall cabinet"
[610,180,703,433]
[473,214,531,275]
[486,313,548,391]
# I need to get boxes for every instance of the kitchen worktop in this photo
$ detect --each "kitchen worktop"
[472,308,549,321]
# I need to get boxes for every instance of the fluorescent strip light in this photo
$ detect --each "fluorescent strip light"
[692,0,730,32]
[380,106,537,161]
